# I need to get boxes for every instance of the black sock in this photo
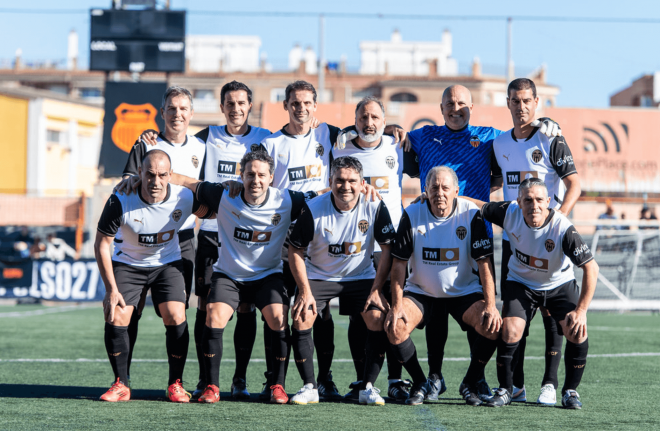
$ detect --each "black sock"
[496,340,519,394]
[233,310,257,381]
[271,328,290,386]
[165,321,189,385]
[194,309,207,382]
[464,330,497,386]
[126,310,140,377]
[104,323,129,385]
[542,315,563,388]
[202,326,224,387]
[512,334,527,389]
[292,328,316,387]
[363,330,388,386]
[348,315,367,381]
[563,339,588,393]
[263,321,273,379]
[386,345,403,381]
[313,315,335,381]
[466,328,485,382]
[391,338,426,384]
[426,311,448,378]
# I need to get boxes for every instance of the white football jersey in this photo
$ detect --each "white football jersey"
[122,134,206,231]
[289,193,395,282]
[482,201,594,291]
[331,135,404,252]
[198,125,273,232]
[492,129,577,241]
[265,123,339,193]
[196,183,305,281]
[98,185,210,267]
[392,198,493,298]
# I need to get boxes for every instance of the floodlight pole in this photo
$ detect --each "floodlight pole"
[506,17,514,83]
[318,14,325,103]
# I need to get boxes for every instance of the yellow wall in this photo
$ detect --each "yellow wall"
[0,94,28,193]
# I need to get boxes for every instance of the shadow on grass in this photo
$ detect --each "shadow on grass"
[0,384,164,400]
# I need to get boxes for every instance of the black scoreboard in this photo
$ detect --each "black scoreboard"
[89,9,186,73]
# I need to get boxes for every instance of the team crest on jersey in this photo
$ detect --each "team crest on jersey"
[456,226,467,240]
[532,149,543,163]
[386,156,395,169]
[358,220,369,234]
[191,155,199,168]
[545,239,555,252]
[250,144,261,152]
[470,135,480,148]
[316,143,325,157]
[271,213,281,226]
[171,209,183,222]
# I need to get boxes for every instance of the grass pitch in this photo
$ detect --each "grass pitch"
[1,305,659,430]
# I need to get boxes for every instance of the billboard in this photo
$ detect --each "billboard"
[98,81,166,178]
[261,103,660,194]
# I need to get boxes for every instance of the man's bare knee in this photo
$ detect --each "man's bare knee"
[501,323,523,344]
[362,310,385,331]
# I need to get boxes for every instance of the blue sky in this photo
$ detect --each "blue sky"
[1,0,660,107]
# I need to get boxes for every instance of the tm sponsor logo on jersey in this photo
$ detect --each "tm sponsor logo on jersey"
[514,249,549,271]
[288,164,322,182]
[555,155,574,167]
[364,176,390,192]
[233,227,272,244]
[421,247,459,265]
[217,160,240,177]
[328,242,362,256]
[573,243,590,256]
[138,230,175,247]
[506,171,538,185]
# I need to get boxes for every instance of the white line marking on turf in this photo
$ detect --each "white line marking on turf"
[0,306,94,318]
[589,326,660,332]
[2,352,659,363]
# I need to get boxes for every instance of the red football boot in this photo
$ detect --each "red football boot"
[100,378,131,402]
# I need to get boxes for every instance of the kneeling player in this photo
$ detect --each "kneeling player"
[174,150,307,404]
[95,150,214,402]
[385,166,501,406]
[288,156,396,406]
[469,178,598,409]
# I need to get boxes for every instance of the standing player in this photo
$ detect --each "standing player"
[171,151,307,404]
[385,166,501,406]
[96,150,213,403]
[331,96,417,401]
[287,156,396,406]
[490,78,581,405]
[119,86,206,387]
[469,178,598,409]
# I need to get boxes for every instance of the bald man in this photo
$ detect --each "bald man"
[95,150,214,403]
[406,84,560,402]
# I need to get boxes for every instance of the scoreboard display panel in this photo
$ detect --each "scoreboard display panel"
[89,9,186,73]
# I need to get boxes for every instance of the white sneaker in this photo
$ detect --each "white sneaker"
[290,384,319,405]
[537,384,557,405]
[359,385,385,406]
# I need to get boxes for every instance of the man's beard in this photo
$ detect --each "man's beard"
[358,125,385,143]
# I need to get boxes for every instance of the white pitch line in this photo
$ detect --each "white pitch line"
[589,326,660,333]
[1,352,659,364]
[0,306,94,318]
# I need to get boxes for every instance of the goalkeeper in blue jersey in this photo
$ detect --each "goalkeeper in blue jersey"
[405,85,561,402]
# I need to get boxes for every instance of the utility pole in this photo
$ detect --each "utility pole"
[318,14,325,103]
[506,17,514,83]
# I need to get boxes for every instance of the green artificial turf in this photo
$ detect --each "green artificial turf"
[1,305,659,430]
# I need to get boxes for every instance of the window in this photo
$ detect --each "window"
[80,88,102,99]
[46,130,62,144]
[270,88,287,103]
[390,92,418,103]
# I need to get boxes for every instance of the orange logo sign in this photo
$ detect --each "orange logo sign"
[111,103,159,153]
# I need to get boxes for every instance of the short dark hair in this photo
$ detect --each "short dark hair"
[161,86,193,110]
[221,80,252,105]
[142,149,172,170]
[330,156,363,180]
[518,177,547,197]
[285,80,317,103]
[507,78,537,99]
[240,150,274,175]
